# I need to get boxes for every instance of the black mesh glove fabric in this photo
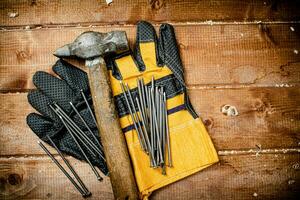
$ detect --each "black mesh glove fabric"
[26,59,108,175]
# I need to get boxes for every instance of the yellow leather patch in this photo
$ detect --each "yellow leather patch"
[124,115,219,198]
[139,42,158,72]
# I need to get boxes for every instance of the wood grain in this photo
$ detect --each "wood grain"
[88,59,139,199]
[1,0,300,27]
[0,156,113,200]
[1,87,299,156]
[0,154,299,199]
[152,154,300,200]
[190,87,300,150]
[1,1,300,199]
[0,24,300,91]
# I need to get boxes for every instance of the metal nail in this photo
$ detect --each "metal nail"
[140,79,149,130]
[55,107,104,159]
[164,93,172,167]
[120,82,146,152]
[151,86,163,164]
[38,140,89,197]
[53,103,105,159]
[135,97,154,164]
[155,87,162,165]
[47,136,91,196]
[144,84,151,135]
[147,88,156,167]
[151,78,157,152]
[69,102,103,151]
[137,78,146,125]
[80,90,98,126]
[49,105,97,158]
[144,85,150,125]
[125,83,148,153]
[59,115,103,181]
[160,89,165,166]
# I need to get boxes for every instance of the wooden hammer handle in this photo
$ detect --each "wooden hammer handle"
[87,57,139,200]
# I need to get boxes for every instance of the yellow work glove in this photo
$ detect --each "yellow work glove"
[107,21,219,198]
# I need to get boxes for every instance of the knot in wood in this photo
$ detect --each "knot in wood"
[16,50,31,61]
[8,173,22,185]
[204,117,214,129]
[149,0,164,10]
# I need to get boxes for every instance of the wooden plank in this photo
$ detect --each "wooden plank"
[190,87,300,149]
[152,154,300,200]
[1,0,300,27]
[0,24,300,91]
[0,154,299,199]
[1,87,299,155]
[0,156,113,199]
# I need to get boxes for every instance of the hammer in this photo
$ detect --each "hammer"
[54,31,139,200]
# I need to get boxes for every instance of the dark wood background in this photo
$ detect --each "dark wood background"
[0,0,299,199]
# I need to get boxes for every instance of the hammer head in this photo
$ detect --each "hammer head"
[54,31,129,59]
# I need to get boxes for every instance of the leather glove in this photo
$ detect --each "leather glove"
[26,59,108,175]
[107,21,219,198]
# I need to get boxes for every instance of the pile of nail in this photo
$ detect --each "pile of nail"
[120,76,172,175]
[38,91,105,197]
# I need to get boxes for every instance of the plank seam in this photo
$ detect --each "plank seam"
[1,21,300,31]
[1,148,299,160]
[218,148,300,155]
[188,83,300,90]
[1,83,299,94]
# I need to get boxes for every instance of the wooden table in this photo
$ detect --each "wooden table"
[0,1,299,199]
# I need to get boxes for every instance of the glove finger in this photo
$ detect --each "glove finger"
[107,53,142,96]
[106,48,142,82]
[33,71,77,111]
[134,21,162,72]
[52,59,90,93]
[27,113,58,140]
[52,60,101,129]
[28,112,108,174]
[28,90,60,122]
[159,23,185,86]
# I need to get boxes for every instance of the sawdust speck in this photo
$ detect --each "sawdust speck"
[106,0,113,5]
[205,20,213,25]
[253,192,258,197]
[288,180,295,185]
[8,12,19,18]
[275,83,292,87]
